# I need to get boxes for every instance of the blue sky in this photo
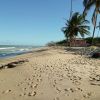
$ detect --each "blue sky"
[0,0,99,45]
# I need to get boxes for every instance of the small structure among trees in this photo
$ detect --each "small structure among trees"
[69,38,87,47]
[62,12,90,47]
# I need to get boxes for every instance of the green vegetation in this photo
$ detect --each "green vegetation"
[55,40,67,46]
[46,40,67,46]
[85,37,100,46]
[62,12,90,46]
[83,0,100,44]
[47,0,100,47]
[47,37,100,46]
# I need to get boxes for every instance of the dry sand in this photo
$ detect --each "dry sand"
[0,47,100,100]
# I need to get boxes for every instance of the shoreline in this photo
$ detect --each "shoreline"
[0,46,46,59]
[0,46,48,60]
[0,46,100,100]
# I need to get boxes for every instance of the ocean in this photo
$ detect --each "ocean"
[0,45,40,58]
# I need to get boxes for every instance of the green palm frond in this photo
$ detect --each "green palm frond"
[83,0,100,26]
[62,12,90,40]
[83,0,96,15]
[83,0,88,7]
[83,0,100,45]
[79,28,90,37]
[79,25,90,30]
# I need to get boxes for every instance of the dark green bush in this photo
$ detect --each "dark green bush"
[85,37,100,45]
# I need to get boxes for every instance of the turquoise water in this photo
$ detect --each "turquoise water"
[0,45,40,58]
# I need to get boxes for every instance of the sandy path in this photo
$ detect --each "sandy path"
[0,47,100,100]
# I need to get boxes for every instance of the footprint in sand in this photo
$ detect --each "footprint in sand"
[37,78,42,82]
[28,91,36,96]
[53,84,55,87]
[17,83,20,86]
[83,92,92,98]
[19,92,26,96]
[30,83,38,89]
[56,87,61,93]
[24,87,27,91]
[64,88,76,93]
[77,87,83,91]
[53,97,59,100]
[27,82,32,85]
[2,89,11,94]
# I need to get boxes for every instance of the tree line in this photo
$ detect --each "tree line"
[62,0,100,46]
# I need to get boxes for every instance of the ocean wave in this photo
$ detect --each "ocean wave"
[0,47,16,50]
[19,49,26,51]
[0,46,40,58]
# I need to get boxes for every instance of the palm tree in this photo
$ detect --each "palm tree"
[62,12,90,46]
[83,0,100,45]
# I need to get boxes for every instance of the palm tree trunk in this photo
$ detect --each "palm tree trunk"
[70,36,74,47]
[74,36,76,47]
[70,0,73,18]
[66,36,68,46]
[91,13,98,45]
[70,37,72,47]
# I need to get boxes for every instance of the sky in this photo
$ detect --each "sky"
[0,0,99,46]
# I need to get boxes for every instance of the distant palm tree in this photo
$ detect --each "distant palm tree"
[62,12,90,46]
[83,0,100,44]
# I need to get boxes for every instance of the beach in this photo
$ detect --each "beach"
[0,46,100,100]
